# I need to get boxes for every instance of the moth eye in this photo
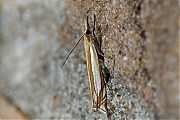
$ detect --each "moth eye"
[86,30,91,34]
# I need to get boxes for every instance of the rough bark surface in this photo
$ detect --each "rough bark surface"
[0,0,179,119]
[142,0,179,119]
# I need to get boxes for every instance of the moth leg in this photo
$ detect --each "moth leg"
[95,24,108,37]
[92,14,108,37]
[91,38,113,59]
[91,14,112,59]
[97,97,108,113]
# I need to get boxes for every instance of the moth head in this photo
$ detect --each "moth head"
[84,16,91,35]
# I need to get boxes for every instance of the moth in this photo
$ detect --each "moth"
[61,15,108,115]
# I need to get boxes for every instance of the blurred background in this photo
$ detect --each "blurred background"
[0,0,179,119]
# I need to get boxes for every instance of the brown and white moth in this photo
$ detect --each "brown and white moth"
[61,15,108,115]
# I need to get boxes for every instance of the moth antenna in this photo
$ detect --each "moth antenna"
[93,14,96,33]
[85,16,92,32]
[61,34,84,68]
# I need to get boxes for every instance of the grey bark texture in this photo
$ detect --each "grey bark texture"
[0,0,179,119]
